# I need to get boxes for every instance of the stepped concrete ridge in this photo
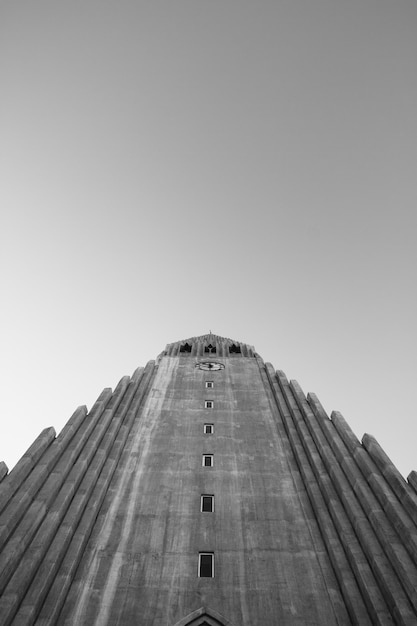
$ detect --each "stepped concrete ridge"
[0,334,417,625]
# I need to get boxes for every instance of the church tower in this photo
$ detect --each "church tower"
[1,334,417,625]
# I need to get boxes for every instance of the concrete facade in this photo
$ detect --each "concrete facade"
[0,334,417,625]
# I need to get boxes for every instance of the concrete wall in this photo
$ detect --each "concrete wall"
[57,354,352,625]
[1,337,417,625]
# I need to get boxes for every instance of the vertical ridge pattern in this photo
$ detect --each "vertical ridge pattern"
[0,382,126,626]
[0,405,91,582]
[0,428,56,515]
[361,435,417,559]
[0,362,156,626]
[0,393,111,626]
[35,360,156,626]
[294,387,417,622]
[363,437,417,521]
[309,396,417,611]
[264,364,374,625]
[1,347,416,625]
[0,463,8,483]
[289,381,400,624]
[278,372,400,625]
[408,471,417,495]
[327,411,417,619]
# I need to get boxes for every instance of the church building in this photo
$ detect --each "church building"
[0,334,417,625]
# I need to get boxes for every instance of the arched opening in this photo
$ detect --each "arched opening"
[173,606,233,626]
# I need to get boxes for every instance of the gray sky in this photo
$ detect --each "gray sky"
[1,1,416,478]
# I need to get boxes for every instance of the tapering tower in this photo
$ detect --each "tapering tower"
[1,334,417,625]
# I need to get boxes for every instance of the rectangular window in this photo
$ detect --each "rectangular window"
[206,381,214,389]
[204,424,213,434]
[201,495,214,512]
[199,553,214,577]
[202,454,213,467]
[205,401,213,409]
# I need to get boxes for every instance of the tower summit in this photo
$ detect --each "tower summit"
[1,334,417,625]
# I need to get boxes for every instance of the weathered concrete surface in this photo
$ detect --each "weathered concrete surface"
[54,354,351,625]
[0,334,416,625]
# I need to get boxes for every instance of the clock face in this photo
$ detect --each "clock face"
[196,361,225,371]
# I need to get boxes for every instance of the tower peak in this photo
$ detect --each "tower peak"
[163,333,257,358]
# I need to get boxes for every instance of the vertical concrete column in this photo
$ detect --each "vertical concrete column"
[0,463,8,483]
[362,434,417,530]
[0,405,89,557]
[10,370,150,626]
[361,435,417,570]
[291,383,395,615]
[0,380,125,626]
[284,378,394,625]
[0,427,56,515]
[329,410,417,620]
[311,397,417,612]
[408,471,417,495]
[264,364,373,626]
[293,384,417,621]
[35,361,156,626]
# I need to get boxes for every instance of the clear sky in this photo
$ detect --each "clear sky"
[1,1,416,478]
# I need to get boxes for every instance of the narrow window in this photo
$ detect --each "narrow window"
[205,401,213,409]
[201,495,214,512]
[179,342,192,353]
[205,381,214,389]
[204,344,216,354]
[199,553,214,577]
[229,343,241,354]
[202,454,213,467]
[204,424,213,434]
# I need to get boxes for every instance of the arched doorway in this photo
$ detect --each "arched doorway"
[173,606,233,626]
